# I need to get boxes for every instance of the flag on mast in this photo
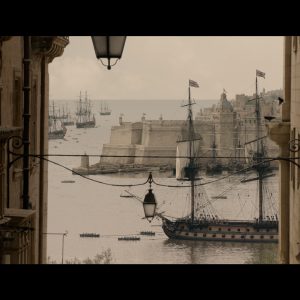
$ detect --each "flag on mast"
[189,79,199,88]
[256,70,265,78]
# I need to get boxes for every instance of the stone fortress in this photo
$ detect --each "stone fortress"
[76,89,282,174]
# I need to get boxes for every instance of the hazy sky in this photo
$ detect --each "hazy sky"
[49,36,284,101]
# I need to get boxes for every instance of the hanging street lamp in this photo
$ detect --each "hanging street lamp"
[91,36,126,70]
[143,173,157,222]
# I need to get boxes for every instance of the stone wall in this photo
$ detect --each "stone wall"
[110,122,143,145]
[100,115,279,169]
[141,121,184,147]
[0,36,69,264]
[290,36,300,263]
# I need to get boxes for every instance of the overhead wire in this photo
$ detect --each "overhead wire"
[8,152,296,189]
[30,154,150,187]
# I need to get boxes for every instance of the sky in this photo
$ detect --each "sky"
[49,36,284,101]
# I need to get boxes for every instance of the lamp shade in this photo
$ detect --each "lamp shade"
[91,36,126,59]
[143,189,157,222]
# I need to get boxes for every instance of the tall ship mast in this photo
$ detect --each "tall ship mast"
[161,74,278,243]
[75,91,96,128]
[48,101,67,139]
[62,103,75,126]
[99,101,112,116]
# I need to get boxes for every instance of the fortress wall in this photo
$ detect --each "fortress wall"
[100,117,279,168]
[110,126,133,145]
[100,144,137,165]
[110,122,143,145]
[134,145,176,166]
[130,122,143,144]
[141,122,183,147]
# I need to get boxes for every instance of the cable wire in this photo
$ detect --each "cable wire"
[30,154,149,187]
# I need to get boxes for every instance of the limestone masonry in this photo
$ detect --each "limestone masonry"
[75,89,282,174]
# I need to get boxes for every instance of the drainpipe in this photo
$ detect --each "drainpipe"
[23,36,31,209]
[38,55,46,264]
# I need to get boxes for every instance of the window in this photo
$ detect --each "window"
[222,234,225,238]
[218,228,221,231]
[185,233,189,236]
[212,234,216,237]
[250,235,254,239]
[260,235,264,239]
[270,236,274,239]
[237,228,240,232]
[209,227,212,231]
[203,234,206,237]
[194,233,197,237]
[231,235,235,238]
[227,228,231,231]
[241,235,245,239]
[246,229,250,232]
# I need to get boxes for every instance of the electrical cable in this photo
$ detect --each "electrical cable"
[30,154,150,187]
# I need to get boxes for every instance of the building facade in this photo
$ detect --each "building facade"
[267,36,300,264]
[0,36,68,264]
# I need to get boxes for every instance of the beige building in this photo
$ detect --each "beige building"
[267,36,300,264]
[0,36,68,263]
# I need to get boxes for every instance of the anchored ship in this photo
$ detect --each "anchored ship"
[48,101,67,139]
[161,75,278,243]
[99,101,111,116]
[76,91,96,128]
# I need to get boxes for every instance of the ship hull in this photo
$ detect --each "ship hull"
[48,129,66,139]
[76,121,95,128]
[162,218,278,243]
[63,121,74,126]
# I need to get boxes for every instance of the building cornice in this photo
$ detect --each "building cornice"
[266,121,291,154]
[31,36,69,62]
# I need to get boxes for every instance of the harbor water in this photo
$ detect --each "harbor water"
[47,100,279,264]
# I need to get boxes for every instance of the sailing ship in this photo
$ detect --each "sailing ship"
[62,104,75,126]
[76,91,96,128]
[48,101,67,139]
[99,101,111,116]
[162,75,278,243]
